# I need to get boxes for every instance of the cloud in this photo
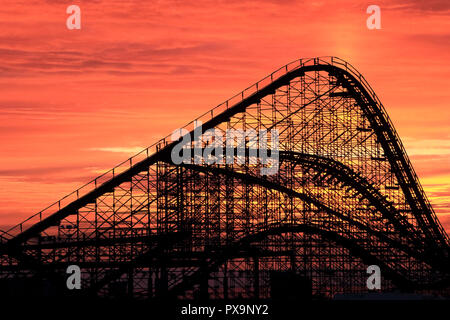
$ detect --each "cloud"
[385,0,450,13]
[0,42,227,78]
[403,137,450,156]
[0,165,96,183]
[88,146,145,154]
[405,34,450,48]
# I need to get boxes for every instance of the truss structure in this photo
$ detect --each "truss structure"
[1,57,449,299]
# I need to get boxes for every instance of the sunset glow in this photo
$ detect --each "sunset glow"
[0,0,449,232]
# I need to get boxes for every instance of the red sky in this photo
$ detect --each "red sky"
[0,0,449,233]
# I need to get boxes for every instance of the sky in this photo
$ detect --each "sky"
[0,0,449,233]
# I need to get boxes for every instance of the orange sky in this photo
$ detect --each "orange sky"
[0,0,449,233]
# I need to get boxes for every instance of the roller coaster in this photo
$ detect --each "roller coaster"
[1,57,449,300]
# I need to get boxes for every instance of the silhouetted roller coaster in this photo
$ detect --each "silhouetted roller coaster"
[1,57,449,300]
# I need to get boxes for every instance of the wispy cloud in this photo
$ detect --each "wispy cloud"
[403,137,450,156]
[384,0,450,13]
[88,146,145,154]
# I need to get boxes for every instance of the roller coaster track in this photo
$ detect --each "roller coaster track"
[1,57,449,299]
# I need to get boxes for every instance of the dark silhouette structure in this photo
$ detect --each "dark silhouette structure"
[1,57,449,300]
